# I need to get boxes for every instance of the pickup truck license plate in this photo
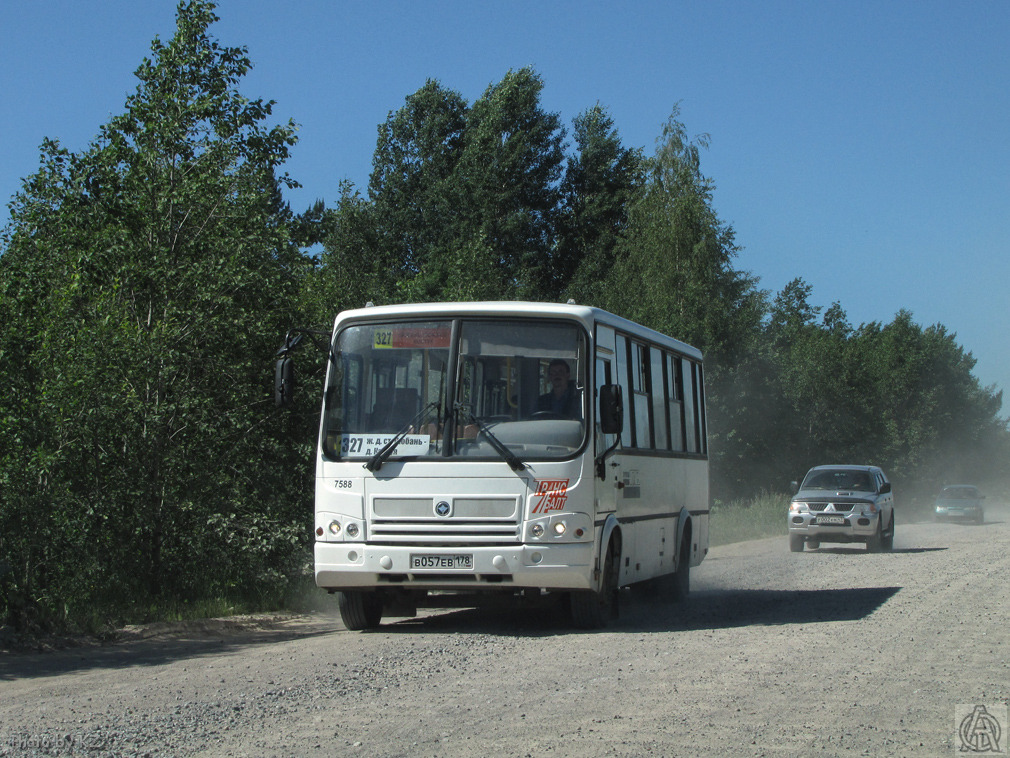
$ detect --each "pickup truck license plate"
[409,554,473,570]
[815,515,846,525]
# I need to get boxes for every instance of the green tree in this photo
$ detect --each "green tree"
[455,68,566,300]
[603,107,762,362]
[746,286,1007,500]
[597,107,765,500]
[0,0,310,631]
[763,280,874,475]
[301,182,385,320]
[558,105,644,303]
[367,79,470,301]
[853,312,1005,495]
[352,68,566,303]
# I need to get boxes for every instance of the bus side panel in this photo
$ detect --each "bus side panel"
[613,453,706,584]
[684,457,709,566]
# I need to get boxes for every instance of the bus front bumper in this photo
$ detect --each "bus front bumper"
[315,541,595,591]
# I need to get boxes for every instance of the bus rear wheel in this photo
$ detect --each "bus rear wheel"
[670,533,690,601]
[570,540,619,629]
[338,590,383,631]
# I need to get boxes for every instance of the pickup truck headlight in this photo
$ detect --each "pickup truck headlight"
[789,501,809,513]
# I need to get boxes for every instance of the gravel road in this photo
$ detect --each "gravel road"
[2,503,1007,757]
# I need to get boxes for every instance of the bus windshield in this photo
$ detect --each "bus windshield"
[322,318,587,462]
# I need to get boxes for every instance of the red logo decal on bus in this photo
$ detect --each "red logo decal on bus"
[533,479,569,513]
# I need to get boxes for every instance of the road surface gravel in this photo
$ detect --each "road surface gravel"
[2,503,1007,757]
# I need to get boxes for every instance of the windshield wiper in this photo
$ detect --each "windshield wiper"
[454,403,526,472]
[364,401,440,472]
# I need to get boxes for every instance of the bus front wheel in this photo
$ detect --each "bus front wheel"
[570,540,619,629]
[338,590,383,631]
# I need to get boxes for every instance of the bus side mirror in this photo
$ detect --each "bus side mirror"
[599,384,623,435]
[275,356,294,407]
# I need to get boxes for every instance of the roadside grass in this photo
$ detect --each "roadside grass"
[68,597,269,638]
[66,575,322,638]
[709,491,787,547]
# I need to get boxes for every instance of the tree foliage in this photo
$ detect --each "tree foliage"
[559,105,644,302]
[0,0,311,632]
[332,68,566,305]
[712,280,1007,501]
[600,109,764,365]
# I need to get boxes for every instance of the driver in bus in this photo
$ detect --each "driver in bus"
[535,358,581,418]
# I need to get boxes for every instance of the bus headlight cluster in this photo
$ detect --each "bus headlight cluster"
[527,514,591,542]
[317,515,363,542]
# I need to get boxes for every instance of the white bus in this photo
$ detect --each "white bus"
[278,301,709,629]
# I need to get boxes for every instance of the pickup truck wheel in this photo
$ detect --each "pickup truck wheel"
[866,519,883,553]
[789,535,804,552]
[881,513,895,552]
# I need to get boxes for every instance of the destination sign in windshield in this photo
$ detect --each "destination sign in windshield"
[339,434,430,457]
[373,326,451,349]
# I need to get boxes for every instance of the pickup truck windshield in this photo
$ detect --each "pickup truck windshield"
[322,318,587,462]
[801,469,873,491]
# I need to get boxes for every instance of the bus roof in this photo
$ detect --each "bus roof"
[332,301,703,360]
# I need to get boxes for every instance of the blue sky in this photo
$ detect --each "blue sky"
[3,1,1008,401]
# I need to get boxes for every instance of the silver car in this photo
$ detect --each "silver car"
[788,465,895,552]
[934,484,985,524]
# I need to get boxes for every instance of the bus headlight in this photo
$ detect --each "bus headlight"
[549,513,592,541]
[530,523,544,538]
[345,522,360,538]
[328,520,341,536]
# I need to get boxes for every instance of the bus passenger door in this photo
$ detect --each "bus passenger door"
[595,326,634,583]
[595,354,620,518]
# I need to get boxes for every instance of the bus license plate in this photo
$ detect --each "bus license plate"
[816,515,846,525]
[409,554,473,570]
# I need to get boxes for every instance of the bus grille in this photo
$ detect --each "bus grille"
[369,496,521,546]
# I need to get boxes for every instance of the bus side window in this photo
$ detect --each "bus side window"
[650,346,667,450]
[668,354,684,451]
[615,335,633,448]
[631,342,651,448]
[692,361,706,454]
